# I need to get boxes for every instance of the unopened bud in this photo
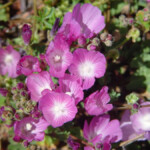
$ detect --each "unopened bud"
[92,37,100,46]
[104,40,112,47]
[107,49,119,60]
[126,93,139,104]
[87,44,96,51]
[22,24,32,45]
[100,32,107,41]
[0,88,8,97]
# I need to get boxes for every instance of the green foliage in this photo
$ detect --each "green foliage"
[136,10,150,32]
[0,5,8,21]
[8,138,26,150]
[109,89,121,102]
[127,42,150,92]
[0,94,5,107]
[110,2,126,16]
[35,6,56,30]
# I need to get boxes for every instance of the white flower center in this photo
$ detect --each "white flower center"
[4,55,13,64]
[26,123,32,130]
[65,91,72,96]
[140,114,150,130]
[54,55,61,63]
[79,61,94,78]
[52,102,68,118]
[39,84,51,93]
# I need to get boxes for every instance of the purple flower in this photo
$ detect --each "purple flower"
[57,76,84,105]
[72,4,105,38]
[84,146,95,150]
[17,55,41,76]
[84,86,113,116]
[13,116,49,142]
[22,24,32,45]
[67,136,80,150]
[46,36,73,78]
[120,110,145,141]
[83,115,122,146]
[26,71,54,102]
[0,88,8,96]
[59,3,105,41]
[39,91,77,128]
[130,102,150,135]
[0,46,21,78]
[58,19,81,45]
[69,48,106,90]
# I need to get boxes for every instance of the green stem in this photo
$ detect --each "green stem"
[115,38,130,49]
[120,133,145,147]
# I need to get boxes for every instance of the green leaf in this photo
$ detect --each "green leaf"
[0,94,6,107]
[8,138,26,150]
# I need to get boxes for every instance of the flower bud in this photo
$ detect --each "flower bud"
[104,40,112,47]
[107,49,119,60]
[0,88,8,97]
[87,44,96,51]
[126,93,139,104]
[92,37,100,46]
[100,32,107,41]
[126,27,140,42]
[22,24,32,45]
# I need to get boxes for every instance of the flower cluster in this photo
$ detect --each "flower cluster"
[2,3,146,150]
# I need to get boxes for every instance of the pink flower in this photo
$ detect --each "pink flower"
[46,36,73,78]
[83,115,122,146]
[26,71,54,102]
[0,45,21,78]
[57,76,84,105]
[59,3,105,41]
[13,116,49,142]
[84,86,113,115]
[39,91,77,128]
[130,102,150,133]
[17,55,41,76]
[72,4,105,38]
[84,146,95,150]
[120,110,145,141]
[69,48,106,90]
[67,136,80,150]
[22,24,32,45]
[57,18,81,45]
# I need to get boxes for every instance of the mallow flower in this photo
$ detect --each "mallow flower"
[0,45,21,78]
[83,115,122,148]
[121,102,150,142]
[17,55,41,76]
[69,48,106,90]
[13,116,49,142]
[39,91,77,128]
[130,102,150,140]
[59,3,105,42]
[84,86,113,115]
[120,110,146,141]
[57,76,84,105]
[46,36,73,78]
[26,71,54,102]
